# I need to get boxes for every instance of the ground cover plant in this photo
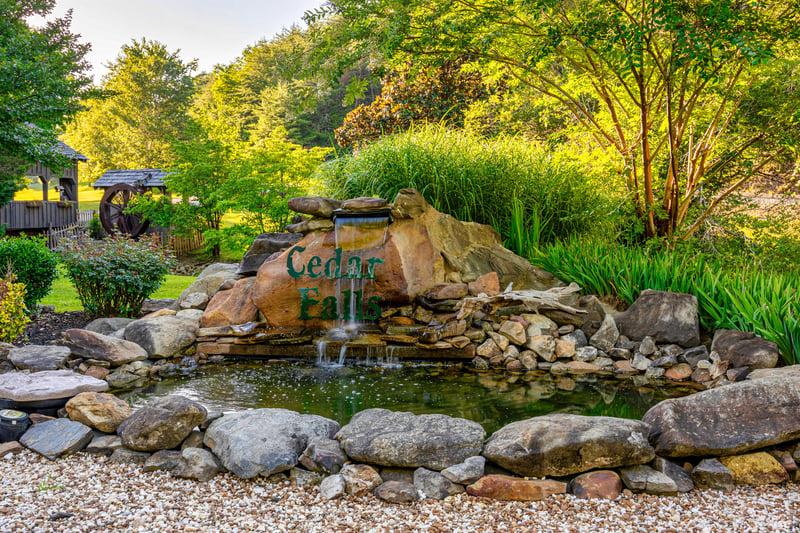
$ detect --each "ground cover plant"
[58,234,176,318]
[533,238,800,365]
[0,235,58,310]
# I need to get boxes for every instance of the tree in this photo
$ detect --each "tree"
[64,39,196,182]
[310,0,800,240]
[0,0,94,203]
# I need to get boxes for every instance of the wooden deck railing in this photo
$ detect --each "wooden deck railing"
[0,200,77,231]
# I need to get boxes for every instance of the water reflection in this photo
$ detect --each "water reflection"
[120,362,693,434]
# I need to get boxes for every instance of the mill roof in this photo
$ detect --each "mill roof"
[55,141,87,161]
[93,169,170,189]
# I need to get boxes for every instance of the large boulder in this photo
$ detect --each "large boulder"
[117,395,207,452]
[711,329,779,371]
[238,233,304,276]
[336,408,485,471]
[8,345,70,371]
[84,317,136,336]
[65,392,132,433]
[0,370,108,402]
[171,448,221,482]
[204,408,340,479]
[482,413,654,477]
[62,329,147,366]
[198,277,260,329]
[123,316,198,358]
[615,290,700,347]
[20,418,93,460]
[177,263,240,308]
[642,376,800,457]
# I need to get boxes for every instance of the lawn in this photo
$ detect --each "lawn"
[40,269,196,313]
[14,184,105,211]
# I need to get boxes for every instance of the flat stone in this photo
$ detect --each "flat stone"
[336,408,485,470]
[499,321,526,345]
[287,197,343,218]
[110,447,151,465]
[374,481,419,504]
[20,419,93,460]
[8,345,70,371]
[65,392,131,433]
[172,448,221,482]
[205,409,340,478]
[85,366,110,380]
[488,332,510,352]
[619,465,679,494]
[0,440,24,456]
[615,290,700,347]
[569,470,622,500]
[651,354,678,368]
[718,452,789,485]
[179,292,209,310]
[0,370,108,402]
[144,450,183,472]
[413,467,464,500]
[63,329,148,367]
[441,456,485,485]
[140,298,177,314]
[652,457,694,492]
[642,376,800,457]
[466,475,566,501]
[748,365,800,381]
[425,283,468,300]
[341,464,382,496]
[711,329,780,371]
[104,369,147,391]
[117,395,207,452]
[692,458,734,492]
[84,434,123,456]
[341,196,388,211]
[84,318,136,336]
[482,414,654,477]
[319,474,346,500]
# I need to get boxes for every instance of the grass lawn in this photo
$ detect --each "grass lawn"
[40,270,196,313]
[15,185,105,211]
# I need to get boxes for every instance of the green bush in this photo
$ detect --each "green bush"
[0,235,58,309]
[0,268,29,342]
[318,125,613,257]
[59,234,176,318]
[533,238,800,365]
[88,214,106,240]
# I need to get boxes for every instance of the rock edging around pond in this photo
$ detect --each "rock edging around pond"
[4,372,800,505]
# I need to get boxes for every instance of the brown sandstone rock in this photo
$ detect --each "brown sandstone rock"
[665,363,692,381]
[466,475,566,501]
[718,452,789,485]
[65,392,132,433]
[287,197,343,218]
[569,470,622,500]
[468,272,500,297]
[499,320,526,345]
[200,278,259,329]
[425,283,468,300]
[341,197,388,211]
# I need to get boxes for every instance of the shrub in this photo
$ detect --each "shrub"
[88,214,106,240]
[319,125,613,257]
[0,236,58,309]
[0,268,29,342]
[59,234,176,318]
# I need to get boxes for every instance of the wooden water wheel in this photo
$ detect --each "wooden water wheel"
[98,183,150,237]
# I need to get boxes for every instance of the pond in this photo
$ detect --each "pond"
[120,362,694,434]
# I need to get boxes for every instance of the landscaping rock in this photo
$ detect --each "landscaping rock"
[499,320,526,345]
[140,298,176,314]
[124,316,198,359]
[104,369,147,390]
[204,408,340,478]
[177,263,240,307]
[0,370,108,402]
[561,330,588,348]
[117,395,207,452]
[341,464,383,496]
[181,429,205,450]
[711,330,780,371]
[110,447,151,465]
[172,448,221,482]
[692,458,734,492]
[319,475,346,500]
[413,467,464,500]
[523,314,558,337]
[63,329,147,366]
[574,346,598,362]
[65,392,131,433]
[85,434,123,456]
[176,309,204,321]
[642,376,800,457]
[718,452,789,485]
[8,345,70,371]
[238,233,305,276]
[482,414,654,477]
[665,363,692,381]
[441,456,485,485]
[589,314,619,352]
[84,318,135,336]
[619,465,678,494]
[336,408,485,470]
[285,217,334,234]
[652,457,694,492]
[526,335,556,361]
[569,470,622,500]
[0,440,23,456]
[466,475,566,501]
[179,292,209,310]
[288,467,324,486]
[144,450,183,472]
[615,290,700,347]
[374,481,419,504]
[299,437,346,474]
[468,272,500,297]
[288,197,343,218]
[425,283,468,300]
[20,419,93,460]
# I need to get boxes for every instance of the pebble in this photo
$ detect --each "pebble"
[1,451,799,532]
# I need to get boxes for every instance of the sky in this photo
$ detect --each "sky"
[30,0,326,82]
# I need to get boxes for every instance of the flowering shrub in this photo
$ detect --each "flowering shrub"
[59,234,175,318]
[0,269,29,342]
[0,236,58,309]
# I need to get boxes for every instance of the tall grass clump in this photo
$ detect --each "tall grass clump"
[534,238,800,365]
[318,125,611,256]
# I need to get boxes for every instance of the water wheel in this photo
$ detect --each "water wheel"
[98,183,150,237]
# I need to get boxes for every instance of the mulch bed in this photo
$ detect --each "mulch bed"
[17,311,90,347]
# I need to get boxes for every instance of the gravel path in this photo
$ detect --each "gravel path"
[1,451,798,532]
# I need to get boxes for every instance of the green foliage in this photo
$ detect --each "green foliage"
[0,268,29,343]
[319,125,610,256]
[533,238,800,365]
[0,235,58,309]
[58,234,175,318]
[88,214,106,240]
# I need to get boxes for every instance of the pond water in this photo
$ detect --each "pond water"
[121,362,694,434]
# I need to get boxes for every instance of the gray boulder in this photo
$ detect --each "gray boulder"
[319,474,346,500]
[482,413,654,477]
[589,314,619,352]
[413,467,464,500]
[0,370,108,402]
[85,434,123,456]
[110,447,151,465]
[619,465,678,494]
[615,290,700,347]
[144,450,183,472]
[84,317,136,336]
[62,328,147,366]
[652,457,694,492]
[117,395,207,452]
[176,309,204,321]
[8,345,70,371]
[374,481,419,504]
[238,232,303,276]
[336,408,485,470]
[179,292,209,310]
[441,456,485,485]
[20,419,93,460]
[172,448,221,482]
[711,329,779,370]
[140,298,177,314]
[177,263,240,307]
[692,458,734,492]
[642,376,800,457]
[204,408,340,479]
[124,316,198,358]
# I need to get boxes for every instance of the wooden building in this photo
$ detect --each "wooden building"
[0,141,87,233]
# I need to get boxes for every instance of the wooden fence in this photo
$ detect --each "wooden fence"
[45,224,87,249]
[169,230,205,257]
[77,209,97,227]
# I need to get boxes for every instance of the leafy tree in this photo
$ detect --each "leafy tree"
[0,0,94,203]
[310,0,800,240]
[64,38,196,182]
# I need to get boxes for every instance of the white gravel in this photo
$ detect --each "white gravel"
[1,450,799,533]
